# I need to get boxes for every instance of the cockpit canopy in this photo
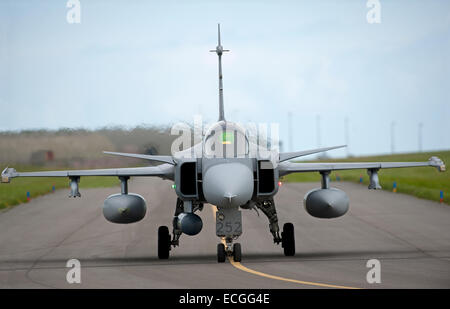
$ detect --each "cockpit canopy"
[203,121,249,158]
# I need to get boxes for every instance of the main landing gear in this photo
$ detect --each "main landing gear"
[256,198,296,256]
[158,198,203,260]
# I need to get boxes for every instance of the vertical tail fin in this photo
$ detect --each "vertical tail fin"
[210,24,229,121]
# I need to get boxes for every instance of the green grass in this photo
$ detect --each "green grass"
[283,150,450,205]
[0,165,119,209]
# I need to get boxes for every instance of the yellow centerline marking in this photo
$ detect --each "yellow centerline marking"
[211,206,360,289]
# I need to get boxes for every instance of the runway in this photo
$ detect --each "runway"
[0,178,449,288]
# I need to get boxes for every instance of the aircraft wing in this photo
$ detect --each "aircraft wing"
[278,156,446,176]
[103,151,175,165]
[1,164,174,182]
[279,145,346,162]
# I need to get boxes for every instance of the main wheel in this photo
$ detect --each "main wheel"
[233,243,242,262]
[217,243,226,263]
[158,226,170,259]
[281,223,295,256]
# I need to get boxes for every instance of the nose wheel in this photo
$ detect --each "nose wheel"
[217,243,226,263]
[232,243,242,262]
[217,240,242,263]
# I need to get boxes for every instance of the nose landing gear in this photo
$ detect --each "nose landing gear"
[216,207,243,263]
[217,237,242,263]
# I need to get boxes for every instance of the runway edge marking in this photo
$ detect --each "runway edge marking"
[211,206,360,289]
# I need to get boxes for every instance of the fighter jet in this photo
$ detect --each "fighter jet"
[1,25,446,263]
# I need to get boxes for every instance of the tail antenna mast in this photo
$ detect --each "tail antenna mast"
[210,23,229,121]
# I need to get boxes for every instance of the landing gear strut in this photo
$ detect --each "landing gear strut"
[256,198,296,256]
[170,198,184,248]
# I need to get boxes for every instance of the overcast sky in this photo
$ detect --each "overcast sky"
[1,0,449,157]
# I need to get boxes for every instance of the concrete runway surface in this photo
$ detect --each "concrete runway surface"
[0,178,449,289]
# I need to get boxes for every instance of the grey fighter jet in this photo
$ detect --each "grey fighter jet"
[1,25,446,262]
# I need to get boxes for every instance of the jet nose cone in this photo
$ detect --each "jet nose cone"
[203,163,254,208]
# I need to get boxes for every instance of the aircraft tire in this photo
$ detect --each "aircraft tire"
[217,243,226,263]
[233,243,242,262]
[282,223,295,256]
[158,226,170,259]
